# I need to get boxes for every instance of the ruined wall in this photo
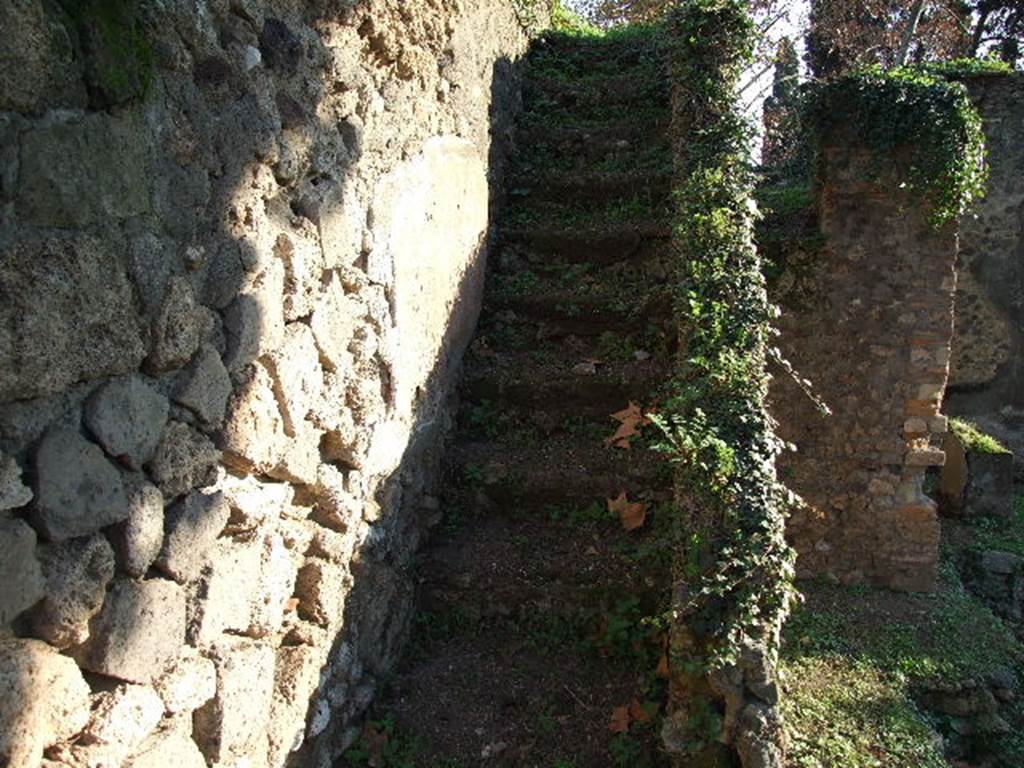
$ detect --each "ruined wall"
[771,142,958,592]
[0,1,535,765]
[947,73,1024,470]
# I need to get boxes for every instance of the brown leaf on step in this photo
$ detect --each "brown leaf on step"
[603,419,641,450]
[656,650,670,678]
[656,633,670,677]
[363,724,388,767]
[609,705,631,733]
[607,491,646,531]
[582,356,604,365]
[629,699,655,723]
[605,401,650,450]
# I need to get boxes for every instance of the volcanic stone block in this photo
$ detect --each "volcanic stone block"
[76,578,186,683]
[0,638,91,766]
[110,477,165,578]
[33,426,129,541]
[85,376,169,469]
[0,452,32,511]
[30,534,115,648]
[173,344,231,426]
[153,647,216,714]
[147,421,220,500]
[146,277,200,374]
[0,516,45,628]
[155,490,230,583]
[193,637,275,765]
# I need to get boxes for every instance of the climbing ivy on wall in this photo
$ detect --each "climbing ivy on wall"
[804,65,988,226]
[658,0,797,681]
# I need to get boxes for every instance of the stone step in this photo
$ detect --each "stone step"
[501,222,671,263]
[449,439,668,510]
[485,291,671,337]
[529,31,666,79]
[506,169,672,205]
[523,72,668,110]
[516,117,669,151]
[461,352,669,415]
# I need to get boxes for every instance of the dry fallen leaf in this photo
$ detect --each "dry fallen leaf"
[629,698,653,723]
[363,724,388,767]
[604,401,650,450]
[609,705,631,733]
[607,491,647,531]
[656,651,670,678]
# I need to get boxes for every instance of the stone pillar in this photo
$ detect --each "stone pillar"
[773,142,958,592]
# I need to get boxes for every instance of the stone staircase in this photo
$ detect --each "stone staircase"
[345,30,677,767]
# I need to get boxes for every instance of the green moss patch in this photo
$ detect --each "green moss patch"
[782,575,1024,766]
[950,418,1012,455]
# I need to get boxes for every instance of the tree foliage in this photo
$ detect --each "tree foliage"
[806,0,1023,77]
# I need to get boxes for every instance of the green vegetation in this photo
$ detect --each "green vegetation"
[784,658,948,768]
[950,417,1012,454]
[921,57,1015,77]
[958,495,1024,557]
[57,0,154,106]
[782,575,1024,767]
[804,66,987,226]
[657,0,797,679]
[341,717,428,768]
[550,0,601,35]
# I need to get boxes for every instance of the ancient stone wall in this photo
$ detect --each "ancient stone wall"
[0,1,535,766]
[947,73,1024,471]
[771,141,958,592]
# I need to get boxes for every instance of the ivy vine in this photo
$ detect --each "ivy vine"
[656,0,797,681]
[804,65,988,226]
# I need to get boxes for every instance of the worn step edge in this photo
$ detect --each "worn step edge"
[507,170,672,203]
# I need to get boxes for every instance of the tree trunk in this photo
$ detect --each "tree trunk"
[896,0,928,65]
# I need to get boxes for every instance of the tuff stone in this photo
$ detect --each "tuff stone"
[0,234,145,402]
[110,477,165,578]
[223,260,286,373]
[275,224,324,321]
[193,637,276,765]
[268,644,325,764]
[156,490,230,583]
[18,111,150,227]
[147,420,220,499]
[78,684,164,764]
[154,647,216,714]
[0,638,91,766]
[85,376,170,469]
[265,323,323,436]
[221,361,288,474]
[309,272,357,373]
[76,578,186,683]
[192,530,297,644]
[0,516,45,628]
[0,452,32,511]
[30,534,115,648]
[33,426,129,542]
[296,558,348,628]
[220,473,294,533]
[123,721,208,768]
[173,344,231,426]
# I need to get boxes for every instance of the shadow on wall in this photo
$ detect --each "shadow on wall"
[0,0,527,764]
